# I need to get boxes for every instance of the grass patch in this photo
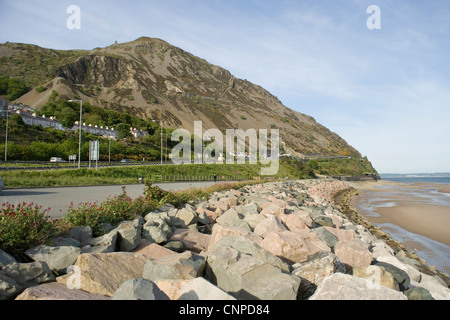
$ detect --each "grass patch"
[0,162,296,188]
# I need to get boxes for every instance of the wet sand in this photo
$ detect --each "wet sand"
[349,179,450,274]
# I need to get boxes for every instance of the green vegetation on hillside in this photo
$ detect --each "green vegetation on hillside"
[0,76,30,101]
[307,157,378,176]
[0,123,164,162]
[0,42,84,87]
[0,97,176,162]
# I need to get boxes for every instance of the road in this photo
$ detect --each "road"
[0,181,219,219]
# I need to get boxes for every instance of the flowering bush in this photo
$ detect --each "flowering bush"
[66,193,158,236]
[0,202,55,252]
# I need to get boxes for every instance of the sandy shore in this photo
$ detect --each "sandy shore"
[349,179,450,273]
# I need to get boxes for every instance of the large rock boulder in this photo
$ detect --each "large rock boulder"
[292,251,346,299]
[2,261,55,290]
[169,229,211,253]
[15,282,110,300]
[404,287,435,300]
[156,277,236,300]
[0,273,22,300]
[0,249,17,268]
[334,240,372,270]
[142,216,172,244]
[67,252,150,296]
[236,261,300,300]
[253,215,287,238]
[112,278,169,300]
[312,216,335,228]
[115,218,143,252]
[259,230,330,265]
[309,273,407,300]
[132,240,177,259]
[81,229,118,253]
[278,212,309,231]
[373,261,411,291]
[25,245,81,275]
[216,208,251,231]
[208,224,263,251]
[142,251,206,282]
[311,227,339,249]
[352,265,399,291]
[68,226,93,243]
[211,236,290,272]
[259,202,284,217]
[205,246,300,300]
[172,206,198,228]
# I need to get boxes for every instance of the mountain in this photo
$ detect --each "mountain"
[1,37,361,158]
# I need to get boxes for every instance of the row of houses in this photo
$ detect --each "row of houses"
[0,99,148,139]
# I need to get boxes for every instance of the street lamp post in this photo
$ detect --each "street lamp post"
[152,119,163,165]
[69,99,83,169]
[3,109,9,161]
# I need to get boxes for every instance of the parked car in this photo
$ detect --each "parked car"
[0,176,3,192]
[50,157,66,163]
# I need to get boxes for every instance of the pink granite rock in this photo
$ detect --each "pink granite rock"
[334,240,373,269]
[260,230,330,264]
[15,282,110,300]
[170,228,211,253]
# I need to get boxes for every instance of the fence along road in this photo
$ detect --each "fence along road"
[0,181,219,220]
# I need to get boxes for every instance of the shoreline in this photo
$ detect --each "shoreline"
[347,179,450,275]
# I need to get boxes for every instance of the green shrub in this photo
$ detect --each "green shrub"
[35,85,46,93]
[0,202,55,252]
[144,182,169,202]
[66,192,158,236]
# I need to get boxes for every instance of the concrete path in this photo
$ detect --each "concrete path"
[0,181,219,219]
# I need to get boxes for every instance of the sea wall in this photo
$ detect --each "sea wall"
[1,179,449,300]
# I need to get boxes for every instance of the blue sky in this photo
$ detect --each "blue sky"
[1,0,449,173]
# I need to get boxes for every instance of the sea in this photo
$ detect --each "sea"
[380,176,450,185]
[358,175,450,275]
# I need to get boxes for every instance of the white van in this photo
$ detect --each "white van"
[50,157,66,163]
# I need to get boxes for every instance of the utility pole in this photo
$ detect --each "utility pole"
[151,119,163,165]
[4,110,9,161]
[68,99,83,169]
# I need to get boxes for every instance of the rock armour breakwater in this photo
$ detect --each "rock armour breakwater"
[1,179,449,300]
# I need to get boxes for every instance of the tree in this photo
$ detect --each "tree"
[115,123,132,140]
[0,77,30,100]
[8,113,25,134]
[58,107,78,128]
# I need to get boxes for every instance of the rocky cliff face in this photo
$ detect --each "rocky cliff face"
[1,37,360,157]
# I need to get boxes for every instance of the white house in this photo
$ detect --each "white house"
[16,110,64,131]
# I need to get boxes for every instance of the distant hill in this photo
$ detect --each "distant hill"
[1,37,366,160]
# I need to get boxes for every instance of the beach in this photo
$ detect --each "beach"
[349,179,450,274]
